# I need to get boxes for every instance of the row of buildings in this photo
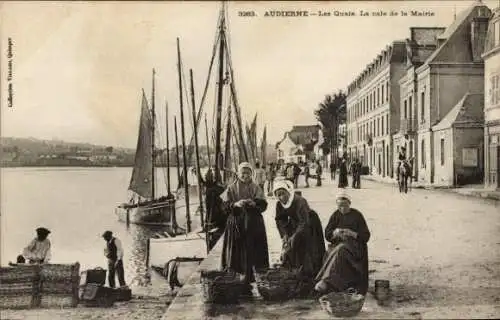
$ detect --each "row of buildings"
[345,1,499,189]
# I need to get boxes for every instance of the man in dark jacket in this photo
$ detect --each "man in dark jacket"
[351,158,361,189]
[102,231,126,288]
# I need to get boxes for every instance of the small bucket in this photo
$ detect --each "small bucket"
[374,279,390,305]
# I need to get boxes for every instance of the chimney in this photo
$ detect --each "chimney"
[471,12,490,62]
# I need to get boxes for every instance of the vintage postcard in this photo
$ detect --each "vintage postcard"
[1,1,499,319]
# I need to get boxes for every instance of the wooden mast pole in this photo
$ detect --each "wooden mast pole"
[205,114,211,168]
[151,68,156,200]
[166,101,171,196]
[176,38,191,233]
[214,10,225,183]
[174,117,181,193]
[190,69,205,230]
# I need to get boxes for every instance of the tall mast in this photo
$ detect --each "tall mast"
[166,101,171,195]
[177,38,191,233]
[190,69,204,230]
[205,113,211,168]
[223,104,232,182]
[174,117,181,190]
[214,11,225,183]
[151,68,156,200]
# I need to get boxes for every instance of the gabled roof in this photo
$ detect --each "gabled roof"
[424,1,491,64]
[432,93,484,130]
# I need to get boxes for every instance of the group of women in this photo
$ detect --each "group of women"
[219,162,371,297]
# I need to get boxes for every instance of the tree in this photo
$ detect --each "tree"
[314,91,346,165]
[105,146,113,153]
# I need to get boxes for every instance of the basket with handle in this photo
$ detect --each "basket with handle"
[318,288,365,317]
[254,266,304,301]
[200,270,244,304]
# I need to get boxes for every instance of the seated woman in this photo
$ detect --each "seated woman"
[273,180,325,279]
[314,191,371,295]
[220,162,269,295]
[23,227,52,264]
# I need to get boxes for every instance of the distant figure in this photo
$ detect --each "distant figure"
[23,227,52,264]
[102,231,126,288]
[330,161,336,180]
[265,162,276,195]
[316,161,323,187]
[303,162,310,188]
[338,158,348,188]
[396,147,407,181]
[253,162,266,191]
[351,158,361,189]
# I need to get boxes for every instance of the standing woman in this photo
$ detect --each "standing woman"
[338,157,349,188]
[273,180,325,278]
[220,162,269,294]
[314,191,371,295]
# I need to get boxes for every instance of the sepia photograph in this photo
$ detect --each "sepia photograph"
[1,1,499,319]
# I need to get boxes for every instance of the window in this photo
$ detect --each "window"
[381,116,384,136]
[386,114,389,134]
[421,139,426,168]
[440,138,445,166]
[377,118,380,136]
[421,91,425,121]
[408,96,413,121]
[381,84,385,103]
[404,100,408,119]
[386,81,389,102]
[490,74,500,106]
[377,87,380,106]
[495,22,500,47]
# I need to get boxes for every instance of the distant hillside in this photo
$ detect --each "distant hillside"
[0,137,134,154]
[0,137,278,168]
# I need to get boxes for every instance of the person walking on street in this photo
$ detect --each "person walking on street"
[351,158,361,189]
[253,162,266,191]
[316,161,323,187]
[338,158,349,188]
[330,161,336,180]
[102,231,127,288]
[303,161,310,188]
[266,162,276,195]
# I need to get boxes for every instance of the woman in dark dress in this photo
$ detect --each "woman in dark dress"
[273,180,325,278]
[314,191,371,295]
[220,162,269,294]
[338,158,349,188]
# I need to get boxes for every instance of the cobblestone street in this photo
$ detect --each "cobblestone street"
[165,176,500,319]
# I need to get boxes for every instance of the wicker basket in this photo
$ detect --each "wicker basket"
[200,270,244,304]
[319,288,365,318]
[255,267,303,301]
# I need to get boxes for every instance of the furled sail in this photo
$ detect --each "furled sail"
[128,90,154,199]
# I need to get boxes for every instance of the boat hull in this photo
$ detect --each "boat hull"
[116,201,175,226]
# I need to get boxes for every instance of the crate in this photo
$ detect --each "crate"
[80,267,106,286]
[0,263,80,310]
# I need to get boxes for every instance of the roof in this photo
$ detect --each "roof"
[425,1,491,64]
[276,125,321,152]
[432,93,484,130]
[483,7,500,53]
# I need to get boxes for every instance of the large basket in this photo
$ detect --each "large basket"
[319,288,365,318]
[200,270,244,304]
[255,267,304,301]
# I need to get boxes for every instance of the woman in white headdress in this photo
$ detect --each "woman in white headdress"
[314,191,371,296]
[273,180,325,280]
[220,162,269,295]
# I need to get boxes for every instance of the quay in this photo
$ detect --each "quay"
[163,176,500,319]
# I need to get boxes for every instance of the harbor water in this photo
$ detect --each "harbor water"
[0,167,205,285]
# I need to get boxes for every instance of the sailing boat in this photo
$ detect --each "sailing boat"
[149,2,254,288]
[115,71,176,226]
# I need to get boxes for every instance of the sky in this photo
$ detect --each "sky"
[1,0,497,148]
